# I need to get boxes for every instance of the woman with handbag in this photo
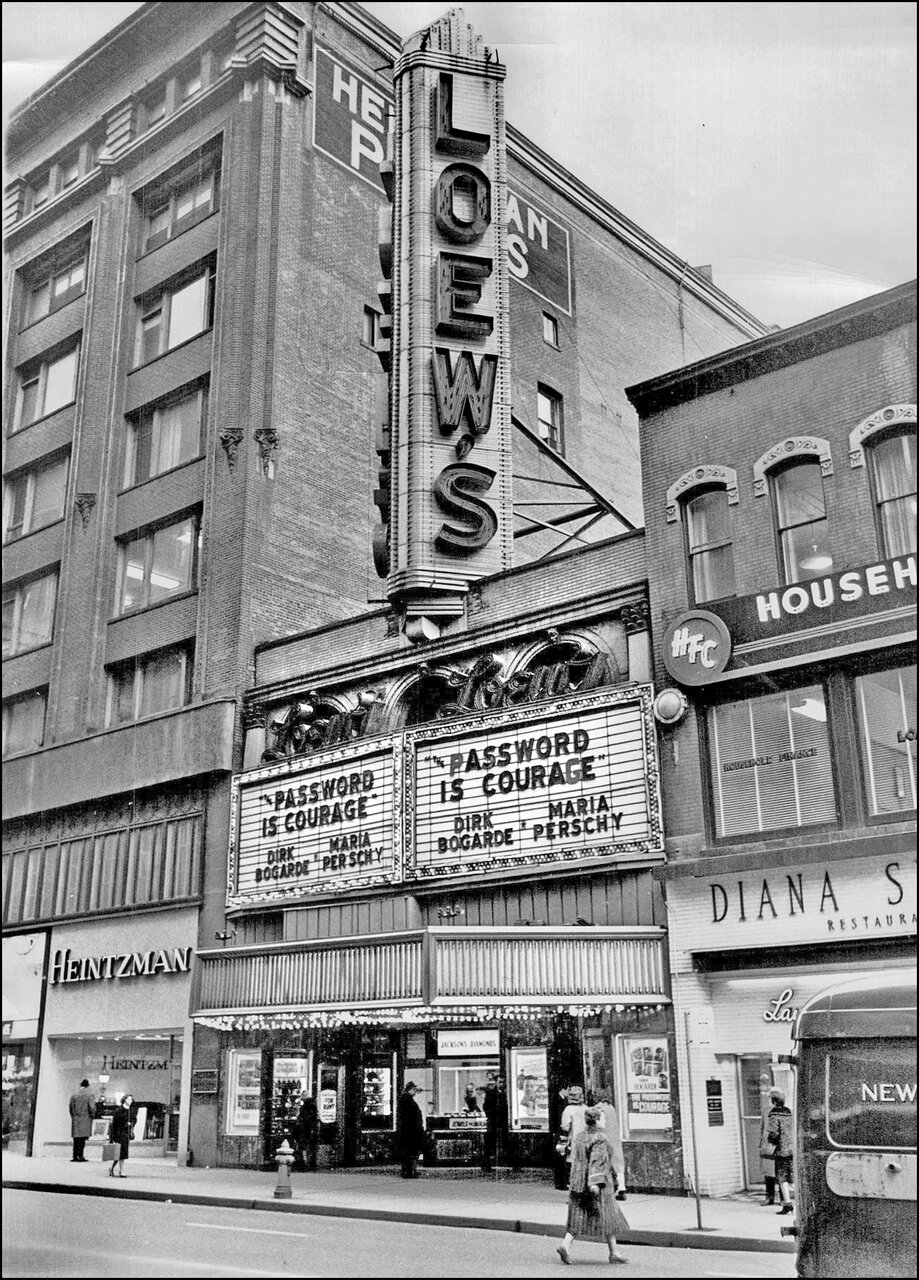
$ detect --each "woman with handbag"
[556,1107,629,1265]
[555,1085,587,1190]
[109,1094,134,1178]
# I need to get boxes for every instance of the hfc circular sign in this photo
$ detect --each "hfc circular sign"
[661,610,732,686]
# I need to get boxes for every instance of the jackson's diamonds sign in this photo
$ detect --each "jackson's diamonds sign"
[406,685,662,880]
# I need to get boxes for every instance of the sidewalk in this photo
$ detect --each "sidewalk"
[2,1152,795,1255]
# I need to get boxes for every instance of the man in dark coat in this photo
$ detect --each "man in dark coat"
[294,1092,319,1172]
[396,1082,425,1179]
[68,1078,96,1161]
[482,1074,512,1173]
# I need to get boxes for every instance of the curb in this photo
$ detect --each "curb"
[1,1180,796,1254]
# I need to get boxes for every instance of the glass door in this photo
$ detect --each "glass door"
[738,1056,773,1189]
[316,1061,345,1167]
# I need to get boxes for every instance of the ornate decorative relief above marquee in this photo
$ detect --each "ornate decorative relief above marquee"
[752,437,833,497]
[848,404,916,469]
[665,465,738,523]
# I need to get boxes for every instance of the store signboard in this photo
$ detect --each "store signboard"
[228,738,400,906]
[437,1030,500,1057]
[406,686,662,880]
[673,853,917,953]
[507,189,572,314]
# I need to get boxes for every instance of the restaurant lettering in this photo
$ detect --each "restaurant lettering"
[710,862,916,933]
[50,946,191,985]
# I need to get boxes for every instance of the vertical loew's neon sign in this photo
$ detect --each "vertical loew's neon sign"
[380,10,513,638]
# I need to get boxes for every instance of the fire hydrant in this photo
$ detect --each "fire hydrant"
[274,1137,295,1199]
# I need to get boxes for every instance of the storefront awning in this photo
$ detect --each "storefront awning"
[190,926,669,1026]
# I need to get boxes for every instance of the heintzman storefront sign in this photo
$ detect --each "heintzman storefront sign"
[227,685,662,907]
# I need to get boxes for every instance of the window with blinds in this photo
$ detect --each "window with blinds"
[709,684,836,837]
[857,665,917,816]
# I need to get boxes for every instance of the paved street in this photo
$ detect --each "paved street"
[3,1190,797,1279]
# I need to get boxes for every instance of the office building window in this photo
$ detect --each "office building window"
[2,690,47,758]
[857,665,917,815]
[2,571,58,658]
[107,643,193,727]
[537,385,564,454]
[709,684,836,837]
[144,93,167,130]
[125,385,206,487]
[542,313,559,346]
[134,265,214,365]
[25,254,87,326]
[362,306,382,348]
[60,157,81,190]
[143,170,218,253]
[182,68,203,100]
[4,454,69,542]
[29,174,51,212]
[868,432,916,558]
[685,487,735,603]
[116,514,199,615]
[14,344,79,430]
[773,460,833,583]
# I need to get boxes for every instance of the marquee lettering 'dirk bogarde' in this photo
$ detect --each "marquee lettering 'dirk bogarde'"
[381,11,512,631]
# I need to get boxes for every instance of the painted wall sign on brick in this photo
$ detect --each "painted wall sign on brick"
[313,47,391,192]
[228,738,400,904]
[405,685,662,880]
[507,188,572,315]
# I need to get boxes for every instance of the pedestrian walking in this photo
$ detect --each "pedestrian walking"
[396,1082,425,1179]
[555,1084,587,1189]
[482,1074,511,1172]
[68,1077,96,1162]
[592,1089,626,1197]
[766,1087,795,1214]
[556,1106,629,1265]
[108,1094,134,1178]
[294,1091,319,1171]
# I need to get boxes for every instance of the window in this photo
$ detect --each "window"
[134,265,214,365]
[14,345,79,430]
[536,385,564,453]
[2,571,58,657]
[182,68,202,100]
[685,488,736,603]
[124,386,206,486]
[542,313,559,346]
[4,454,69,541]
[143,170,218,252]
[107,644,192,726]
[856,665,917,815]
[362,306,381,348]
[773,460,833,583]
[144,93,167,130]
[60,158,80,190]
[29,175,51,212]
[868,432,916,558]
[25,256,87,325]
[116,514,199,615]
[2,690,47,757]
[709,684,836,837]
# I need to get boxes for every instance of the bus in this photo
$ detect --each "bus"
[789,971,916,1278]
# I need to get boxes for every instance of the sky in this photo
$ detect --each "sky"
[3,1,916,328]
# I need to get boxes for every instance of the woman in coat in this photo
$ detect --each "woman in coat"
[556,1085,587,1190]
[109,1094,134,1178]
[556,1106,629,1265]
[766,1087,795,1214]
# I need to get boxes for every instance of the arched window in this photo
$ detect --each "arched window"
[684,487,736,603]
[773,460,833,584]
[867,431,916,557]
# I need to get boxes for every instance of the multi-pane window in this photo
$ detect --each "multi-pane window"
[537,385,564,453]
[685,488,736,603]
[14,345,79,430]
[4,454,69,542]
[60,157,80,190]
[856,665,917,816]
[124,386,206,487]
[2,571,58,657]
[709,684,836,837]
[107,644,193,726]
[868,432,916,558]
[143,170,218,253]
[25,256,87,325]
[2,813,203,925]
[2,689,47,758]
[542,313,559,346]
[773,460,833,583]
[134,265,214,365]
[116,514,199,615]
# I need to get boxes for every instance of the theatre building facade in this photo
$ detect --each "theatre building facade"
[627,282,917,1196]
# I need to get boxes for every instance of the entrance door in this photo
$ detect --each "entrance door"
[739,1057,773,1189]
[316,1062,345,1167]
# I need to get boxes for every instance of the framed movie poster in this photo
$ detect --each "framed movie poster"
[509,1046,550,1132]
[620,1036,672,1134]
